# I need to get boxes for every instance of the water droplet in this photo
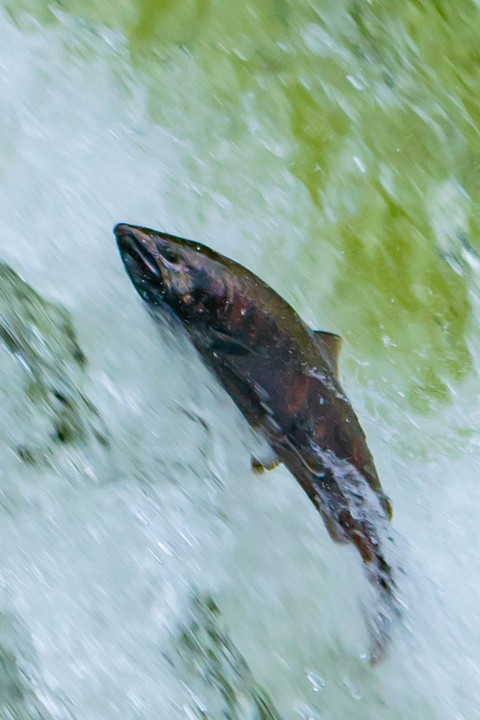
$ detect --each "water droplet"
[346,74,365,90]
[294,701,320,719]
[343,676,362,701]
[307,671,326,692]
[353,156,366,173]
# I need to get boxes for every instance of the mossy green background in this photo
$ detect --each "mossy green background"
[7,0,479,414]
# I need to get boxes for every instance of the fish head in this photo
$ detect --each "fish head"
[114,224,227,319]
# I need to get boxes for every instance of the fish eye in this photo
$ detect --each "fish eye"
[163,248,182,265]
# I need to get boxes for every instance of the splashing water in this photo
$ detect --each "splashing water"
[1,2,480,718]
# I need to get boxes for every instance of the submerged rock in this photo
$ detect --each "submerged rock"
[0,612,57,720]
[0,262,109,465]
[173,593,282,720]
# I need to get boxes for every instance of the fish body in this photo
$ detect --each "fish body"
[115,223,399,661]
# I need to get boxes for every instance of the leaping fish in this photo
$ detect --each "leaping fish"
[115,223,400,662]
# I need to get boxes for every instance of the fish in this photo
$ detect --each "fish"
[114,223,400,662]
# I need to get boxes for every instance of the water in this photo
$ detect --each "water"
[1,1,480,718]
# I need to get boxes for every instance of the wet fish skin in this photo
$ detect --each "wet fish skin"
[115,223,399,662]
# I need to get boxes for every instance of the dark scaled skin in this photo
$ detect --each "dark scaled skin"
[115,223,400,662]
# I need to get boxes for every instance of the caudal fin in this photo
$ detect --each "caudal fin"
[363,550,402,665]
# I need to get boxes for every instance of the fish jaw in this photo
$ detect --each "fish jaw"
[115,224,169,305]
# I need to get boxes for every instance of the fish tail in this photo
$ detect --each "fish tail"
[363,549,401,665]
[329,515,401,663]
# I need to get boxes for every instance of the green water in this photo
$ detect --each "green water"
[1,1,480,718]
[8,0,477,407]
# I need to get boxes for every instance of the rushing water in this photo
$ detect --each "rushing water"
[1,1,480,718]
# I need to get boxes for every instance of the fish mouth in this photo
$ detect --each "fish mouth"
[114,223,166,303]
[115,224,160,276]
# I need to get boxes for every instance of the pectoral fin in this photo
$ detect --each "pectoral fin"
[209,331,251,357]
[313,331,343,377]
[251,447,281,475]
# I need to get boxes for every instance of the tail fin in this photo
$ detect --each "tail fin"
[363,546,402,665]
[325,492,402,664]
[285,453,402,663]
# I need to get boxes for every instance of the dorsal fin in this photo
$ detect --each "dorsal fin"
[313,331,343,377]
